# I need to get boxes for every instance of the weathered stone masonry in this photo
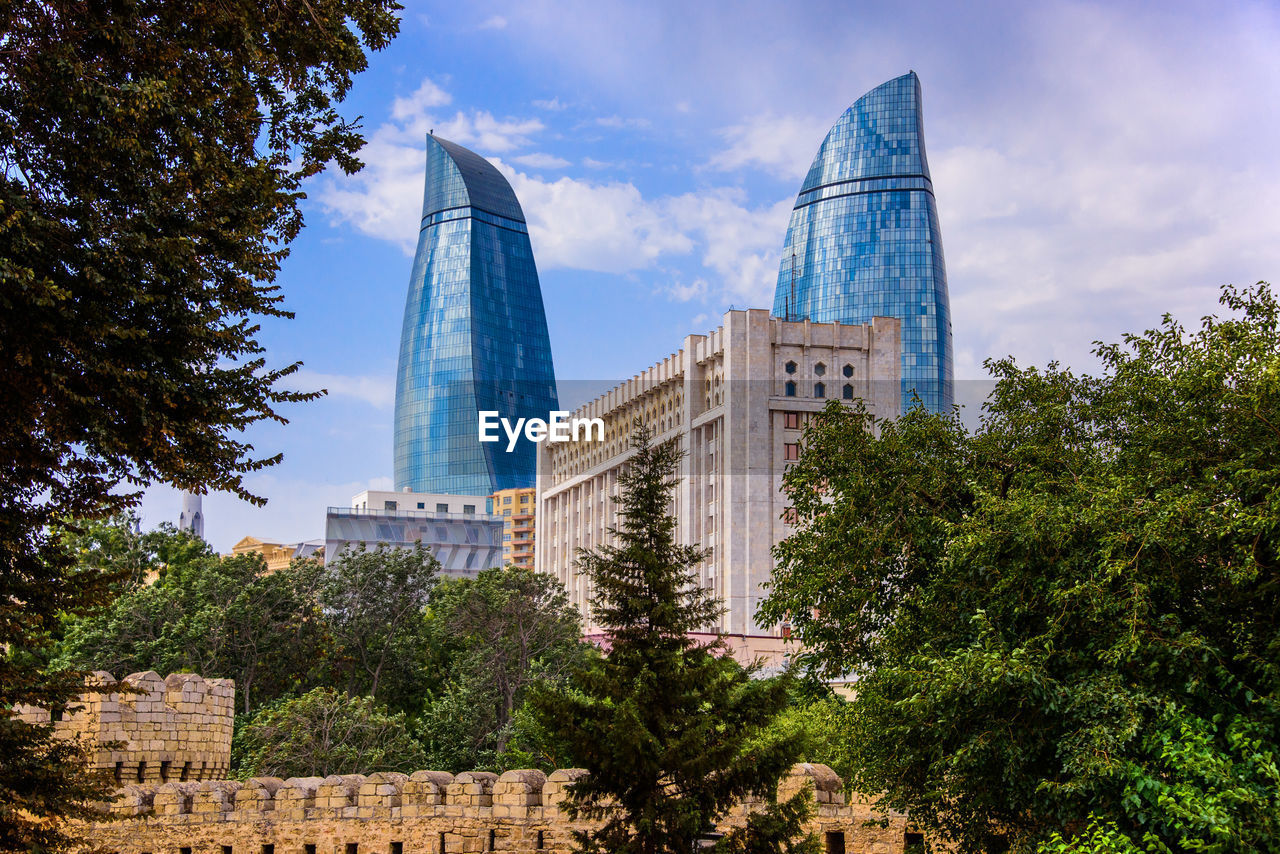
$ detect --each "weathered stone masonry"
[26,673,910,853]
[16,670,234,784]
[86,764,908,854]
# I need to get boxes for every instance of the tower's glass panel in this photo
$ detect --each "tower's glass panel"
[395,135,558,494]
[772,72,954,413]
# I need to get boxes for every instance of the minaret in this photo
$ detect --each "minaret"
[178,491,204,540]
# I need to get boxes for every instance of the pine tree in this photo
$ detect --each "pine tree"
[532,424,818,854]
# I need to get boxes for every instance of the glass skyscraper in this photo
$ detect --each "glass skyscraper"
[395,134,558,494]
[771,71,953,413]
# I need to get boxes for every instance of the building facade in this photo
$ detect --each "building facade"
[395,134,559,495]
[536,309,899,638]
[229,537,324,573]
[325,490,503,578]
[491,486,536,569]
[772,71,953,414]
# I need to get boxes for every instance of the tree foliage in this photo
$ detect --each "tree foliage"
[417,566,588,772]
[236,687,423,780]
[760,283,1280,853]
[532,425,815,854]
[0,0,400,847]
[321,543,439,707]
[58,550,325,714]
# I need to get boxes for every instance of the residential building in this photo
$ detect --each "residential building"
[394,134,559,495]
[773,71,953,413]
[491,486,536,569]
[325,489,503,578]
[535,309,899,648]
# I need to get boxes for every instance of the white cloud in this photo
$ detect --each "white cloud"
[595,115,651,130]
[290,370,395,409]
[495,161,694,273]
[513,152,572,169]
[391,79,451,118]
[477,15,507,30]
[707,113,828,180]
[581,157,613,169]
[533,97,567,111]
[664,278,708,302]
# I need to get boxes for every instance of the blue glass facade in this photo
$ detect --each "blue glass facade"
[772,72,953,413]
[395,135,558,494]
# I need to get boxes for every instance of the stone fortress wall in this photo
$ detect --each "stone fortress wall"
[16,670,234,784]
[26,674,912,853]
[88,764,910,854]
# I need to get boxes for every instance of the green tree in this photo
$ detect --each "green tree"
[61,513,212,590]
[58,552,326,714]
[236,687,424,779]
[322,543,439,708]
[531,425,815,854]
[416,566,588,771]
[0,0,399,847]
[760,283,1280,853]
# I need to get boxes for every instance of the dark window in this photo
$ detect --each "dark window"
[136,761,146,783]
[814,382,826,398]
[222,847,233,854]
[784,443,800,461]
[784,360,797,374]
[180,762,191,782]
[439,833,447,854]
[785,381,796,397]
[463,504,476,514]
[436,503,449,513]
[347,845,359,854]
[159,760,171,782]
[784,412,800,429]
[904,832,925,854]
[391,844,403,854]
[417,502,424,509]
[536,831,545,850]
[384,500,397,511]
[180,848,192,854]
[488,830,496,851]
[824,832,846,854]
[843,384,854,400]
[306,847,317,854]
[113,762,123,785]
[262,846,274,854]
[50,707,64,722]
[843,363,854,378]
[815,362,826,376]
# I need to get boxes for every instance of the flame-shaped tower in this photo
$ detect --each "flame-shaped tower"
[772,72,953,413]
[395,135,558,494]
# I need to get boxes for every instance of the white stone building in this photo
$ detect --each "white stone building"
[535,309,899,640]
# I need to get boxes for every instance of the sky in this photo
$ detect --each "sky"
[138,0,1280,552]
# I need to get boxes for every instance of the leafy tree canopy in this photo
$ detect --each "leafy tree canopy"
[760,283,1280,853]
[417,566,589,772]
[236,687,424,780]
[0,0,399,847]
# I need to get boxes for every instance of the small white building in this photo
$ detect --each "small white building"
[535,308,899,646]
[325,489,503,578]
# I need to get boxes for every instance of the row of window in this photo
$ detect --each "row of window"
[783,381,856,400]
[783,360,855,378]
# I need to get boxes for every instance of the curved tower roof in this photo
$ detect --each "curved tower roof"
[395,135,558,495]
[772,72,953,413]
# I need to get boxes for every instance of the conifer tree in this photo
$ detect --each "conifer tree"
[532,424,817,854]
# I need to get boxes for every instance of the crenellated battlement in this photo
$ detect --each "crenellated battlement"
[16,670,234,783]
[81,764,909,853]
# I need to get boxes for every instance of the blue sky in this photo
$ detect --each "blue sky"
[138,0,1280,551]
